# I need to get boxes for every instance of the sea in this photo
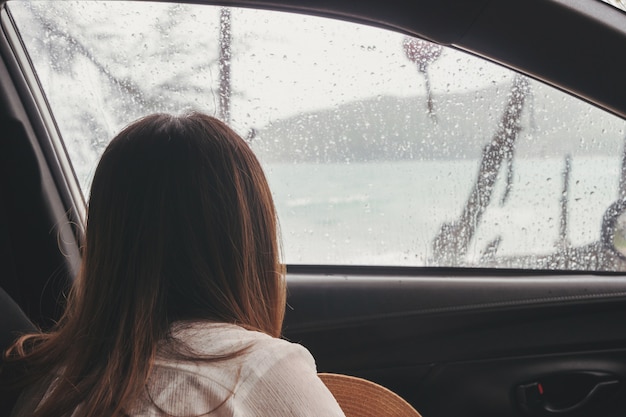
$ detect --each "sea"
[263,156,621,268]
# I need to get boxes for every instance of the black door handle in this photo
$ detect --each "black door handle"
[517,372,621,416]
[543,380,619,414]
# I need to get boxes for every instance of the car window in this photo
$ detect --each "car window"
[7,1,626,270]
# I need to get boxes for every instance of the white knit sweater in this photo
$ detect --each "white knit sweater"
[12,322,346,417]
[128,322,346,416]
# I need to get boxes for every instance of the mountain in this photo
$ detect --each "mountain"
[250,83,625,163]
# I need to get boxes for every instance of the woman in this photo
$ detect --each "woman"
[3,113,345,417]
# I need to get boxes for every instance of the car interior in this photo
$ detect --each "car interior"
[2,0,626,416]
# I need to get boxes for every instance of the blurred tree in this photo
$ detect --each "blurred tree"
[403,37,442,121]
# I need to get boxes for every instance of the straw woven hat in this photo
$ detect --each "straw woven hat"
[318,373,422,417]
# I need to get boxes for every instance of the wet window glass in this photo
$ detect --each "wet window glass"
[8,1,626,270]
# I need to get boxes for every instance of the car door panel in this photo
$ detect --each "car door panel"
[420,352,626,417]
[284,272,626,416]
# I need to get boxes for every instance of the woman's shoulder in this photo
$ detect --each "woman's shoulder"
[162,322,344,416]
[169,321,310,356]
[132,322,320,416]
[158,321,316,376]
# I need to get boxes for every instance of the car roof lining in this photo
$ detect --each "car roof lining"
[459,0,626,118]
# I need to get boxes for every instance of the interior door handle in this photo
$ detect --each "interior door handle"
[543,380,619,414]
[516,372,621,416]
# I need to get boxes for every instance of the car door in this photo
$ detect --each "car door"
[2,1,626,417]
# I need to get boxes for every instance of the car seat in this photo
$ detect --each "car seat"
[0,286,36,417]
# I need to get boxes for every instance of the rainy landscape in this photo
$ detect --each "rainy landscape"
[9,2,626,270]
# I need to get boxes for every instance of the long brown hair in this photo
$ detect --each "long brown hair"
[3,113,286,416]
